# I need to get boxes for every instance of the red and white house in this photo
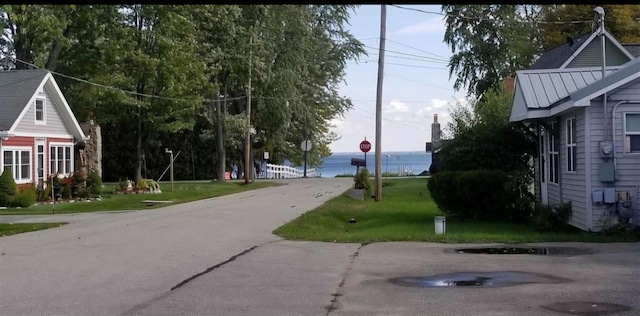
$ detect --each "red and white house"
[0,69,87,186]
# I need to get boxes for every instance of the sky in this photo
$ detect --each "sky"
[330,5,467,153]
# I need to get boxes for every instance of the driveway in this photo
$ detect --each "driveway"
[1,177,639,316]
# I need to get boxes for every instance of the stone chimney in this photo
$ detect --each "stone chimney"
[431,114,441,150]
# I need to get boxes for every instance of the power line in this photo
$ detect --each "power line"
[8,57,246,103]
[364,45,449,62]
[385,38,449,60]
[370,53,449,64]
[385,73,456,92]
[349,59,448,70]
[390,5,593,25]
[362,37,450,61]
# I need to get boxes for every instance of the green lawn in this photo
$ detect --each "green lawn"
[0,181,275,215]
[0,223,67,237]
[274,178,639,243]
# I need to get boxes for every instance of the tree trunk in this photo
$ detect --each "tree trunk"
[216,91,226,181]
[45,38,64,71]
[135,104,142,181]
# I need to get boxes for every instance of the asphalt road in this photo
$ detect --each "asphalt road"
[1,177,639,316]
[0,178,354,316]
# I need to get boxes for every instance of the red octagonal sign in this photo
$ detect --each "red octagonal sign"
[360,139,371,153]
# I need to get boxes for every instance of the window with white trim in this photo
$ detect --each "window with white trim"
[549,122,559,184]
[49,145,72,175]
[2,148,31,182]
[566,117,577,172]
[625,113,640,153]
[35,98,45,123]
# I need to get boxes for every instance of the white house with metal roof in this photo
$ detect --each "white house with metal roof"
[510,26,640,232]
[0,69,87,186]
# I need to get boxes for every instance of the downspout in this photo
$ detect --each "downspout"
[600,10,608,142]
[611,101,640,171]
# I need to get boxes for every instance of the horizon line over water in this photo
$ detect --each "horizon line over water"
[317,151,432,178]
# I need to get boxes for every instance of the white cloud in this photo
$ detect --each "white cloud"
[395,18,445,35]
[384,100,409,113]
[432,98,448,108]
[415,98,452,117]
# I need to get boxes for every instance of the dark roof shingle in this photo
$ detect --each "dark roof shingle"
[0,69,49,131]
[529,32,593,70]
[623,44,640,58]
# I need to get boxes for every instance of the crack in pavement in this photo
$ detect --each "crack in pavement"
[326,243,369,315]
[169,245,259,291]
[122,242,277,315]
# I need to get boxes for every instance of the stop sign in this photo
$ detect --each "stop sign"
[359,139,371,153]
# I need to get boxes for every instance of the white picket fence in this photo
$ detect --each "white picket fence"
[265,163,316,179]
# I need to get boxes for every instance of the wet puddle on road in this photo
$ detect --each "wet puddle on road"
[389,271,572,288]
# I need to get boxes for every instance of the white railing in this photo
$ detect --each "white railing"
[265,163,316,179]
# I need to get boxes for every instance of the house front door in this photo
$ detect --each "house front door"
[539,126,548,204]
[35,138,46,187]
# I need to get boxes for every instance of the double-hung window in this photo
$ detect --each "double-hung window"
[625,113,640,153]
[49,145,73,175]
[549,122,559,184]
[566,117,577,172]
[2,148,31,183]
[35,98,45,124]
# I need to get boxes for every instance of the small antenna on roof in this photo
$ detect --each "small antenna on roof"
[566,36,575,51]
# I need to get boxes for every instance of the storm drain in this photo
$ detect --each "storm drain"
[541,301,632,316]
[389,271,572,288]
[446,246,594,256]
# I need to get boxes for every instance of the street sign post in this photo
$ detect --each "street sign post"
[359,138,371,168]
[301,140,312,177]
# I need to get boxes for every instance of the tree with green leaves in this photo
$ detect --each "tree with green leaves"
[540,5,640,49]
[442,5,542,97]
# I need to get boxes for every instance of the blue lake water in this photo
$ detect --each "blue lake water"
[316,151,432,178]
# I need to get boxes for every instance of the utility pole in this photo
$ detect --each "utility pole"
[244,32,253,184]
[215,90,225,182]
[303,108,308,177]
[374,5,386,201]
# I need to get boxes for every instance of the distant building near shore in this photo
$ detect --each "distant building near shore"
[425,114,441,174]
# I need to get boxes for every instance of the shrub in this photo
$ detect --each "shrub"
[530,202,574,232]
[86,171,103,197]
[0,168,18,207]
[354,168,372,197]
[11,184,37,208]
[144,179,161,192]
[428,169,531,221]
[135,178,148,190]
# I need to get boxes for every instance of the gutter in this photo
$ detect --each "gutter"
[0,131,15,139]
[611,100,640,171]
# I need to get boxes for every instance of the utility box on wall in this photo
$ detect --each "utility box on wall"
[592,190,604,204]
[604,187,616,204]
[599,162,618,182]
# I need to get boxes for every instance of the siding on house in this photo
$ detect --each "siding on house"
[566,38,631,69]
[588,78,640,231]
[541,109,589,230]
[13,86,73,137]
[559,109,588,230]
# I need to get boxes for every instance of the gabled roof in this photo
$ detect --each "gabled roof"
[0,69,86,140]
[569,57,640,106]
[529,30,635,70]
[559,30,635,68]
[0,69,49,131]
[515,66,620,109]
[529,32,592,70]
